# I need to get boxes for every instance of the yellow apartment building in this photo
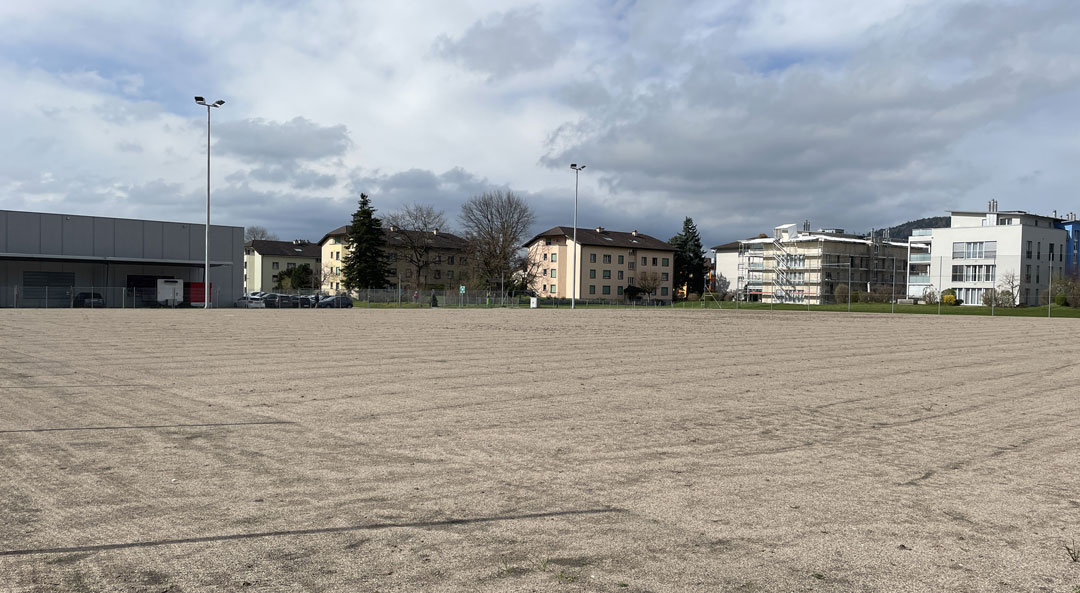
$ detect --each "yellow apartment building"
[243,239,321,293]
[318,225,469,293]
[524,226,676,302]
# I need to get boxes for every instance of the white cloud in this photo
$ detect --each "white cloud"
[2,0,1080,248]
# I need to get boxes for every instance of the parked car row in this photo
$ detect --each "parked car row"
[237,292,353,309]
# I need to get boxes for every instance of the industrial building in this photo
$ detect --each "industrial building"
[0,209,244,308]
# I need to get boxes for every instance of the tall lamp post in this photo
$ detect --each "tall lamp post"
[195,96,225,309]
[570,163,585,309]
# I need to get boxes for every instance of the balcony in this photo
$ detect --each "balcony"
[910,253,931,262]
[911,229,934,237]
[908,275,931,284]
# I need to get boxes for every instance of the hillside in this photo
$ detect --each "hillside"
[868,216,950,241]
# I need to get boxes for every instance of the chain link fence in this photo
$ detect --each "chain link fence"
[2,285,222,308]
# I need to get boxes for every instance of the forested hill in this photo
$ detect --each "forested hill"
[868,216,950,240]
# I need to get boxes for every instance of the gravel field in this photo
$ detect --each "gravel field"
[1,308,1078,592]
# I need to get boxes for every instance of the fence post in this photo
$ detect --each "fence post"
[45,286,48,309]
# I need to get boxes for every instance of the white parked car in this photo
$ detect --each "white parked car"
[235,295,266,308]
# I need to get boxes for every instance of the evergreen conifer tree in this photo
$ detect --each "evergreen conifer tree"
[670,217,707,298]
[341,193,390,291]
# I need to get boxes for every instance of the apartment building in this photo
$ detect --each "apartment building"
[711,241,741,295]
[318,225,469,293]
[739,223,909,304]
[244,239,321,293]
[524,226,676,302]
[917,200,1079,305]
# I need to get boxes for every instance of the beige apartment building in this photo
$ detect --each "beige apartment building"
[524,226,676,302]
[243,239,321,294]
[739,223,909,304]
[318,225,469,293]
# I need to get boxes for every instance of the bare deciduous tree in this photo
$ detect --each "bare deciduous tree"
[385,204,448,291]
[998,271,1020,307]
[459,190,536,289]
[636,271,662,302]
[245,226,278,242]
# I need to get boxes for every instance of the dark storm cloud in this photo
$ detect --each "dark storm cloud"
[433,6,565,80]
[540,1,1080,245]
[214,117,351,164]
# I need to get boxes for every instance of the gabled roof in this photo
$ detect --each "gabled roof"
[318,225,467,249]
[525,226,675,251]
[385,228,468,250]
[711,240,742,252]
[246,240,321,258]
[319,225,350,246]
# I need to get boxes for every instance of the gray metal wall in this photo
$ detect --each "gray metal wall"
[0,210,244,307]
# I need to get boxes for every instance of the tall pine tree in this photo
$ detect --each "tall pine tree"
[669,217,707,298]
[341,193,391,291]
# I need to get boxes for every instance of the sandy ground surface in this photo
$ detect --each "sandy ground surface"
[0,308,1078,593]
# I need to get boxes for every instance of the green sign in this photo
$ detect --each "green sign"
[459,285,466,294]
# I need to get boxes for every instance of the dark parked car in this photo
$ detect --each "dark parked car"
[297,295,317,308]
[73,292,105,308]
[316,295,353,308]
[278,294,295,308]
[262,293,281,308]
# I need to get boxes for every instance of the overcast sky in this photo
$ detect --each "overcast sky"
[3,1,1079,248]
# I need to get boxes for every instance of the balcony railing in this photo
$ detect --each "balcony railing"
[910,253,931,262]
[908,275,931,284]
[911,229,934,236]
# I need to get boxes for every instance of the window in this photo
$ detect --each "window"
[287,262,296,269]
[603,254,611,264]
[550,284,557,293]
[618,271,624,280]
[628,277,635,286]
[589,269,596,279]
[1026,241,1033,259]
[272,262,280,270]
[1037,242,1041,260]
[617,286,624,295]
[589,285,596,295]
[618,255,624,264]
[543,269,548,277]
[545,238,552,245]
[661,272,669,281]
[551,269,557,279]
[543,253,548,261]
[652,257,658,266]
[590,253,597,263]
[336,251,341,260]
[447,270,454,279]
[602,270,611,279]
[1025,265,1031,283]
[434,255,442,264]
[602,285,611,295]
[628,262,635,270]
[641,256,647,266]
[272,275,278,283]
[551,253,557,263]
[662,258,669,267]
[448,255,455,265]
[434,270,441,279]
[661,287,669,296]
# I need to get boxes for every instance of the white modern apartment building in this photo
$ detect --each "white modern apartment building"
[739,223,909,305]
[915,200,1080,305]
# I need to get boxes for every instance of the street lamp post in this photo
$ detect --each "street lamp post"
[570,163,585,309]
[195,96,225,309]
